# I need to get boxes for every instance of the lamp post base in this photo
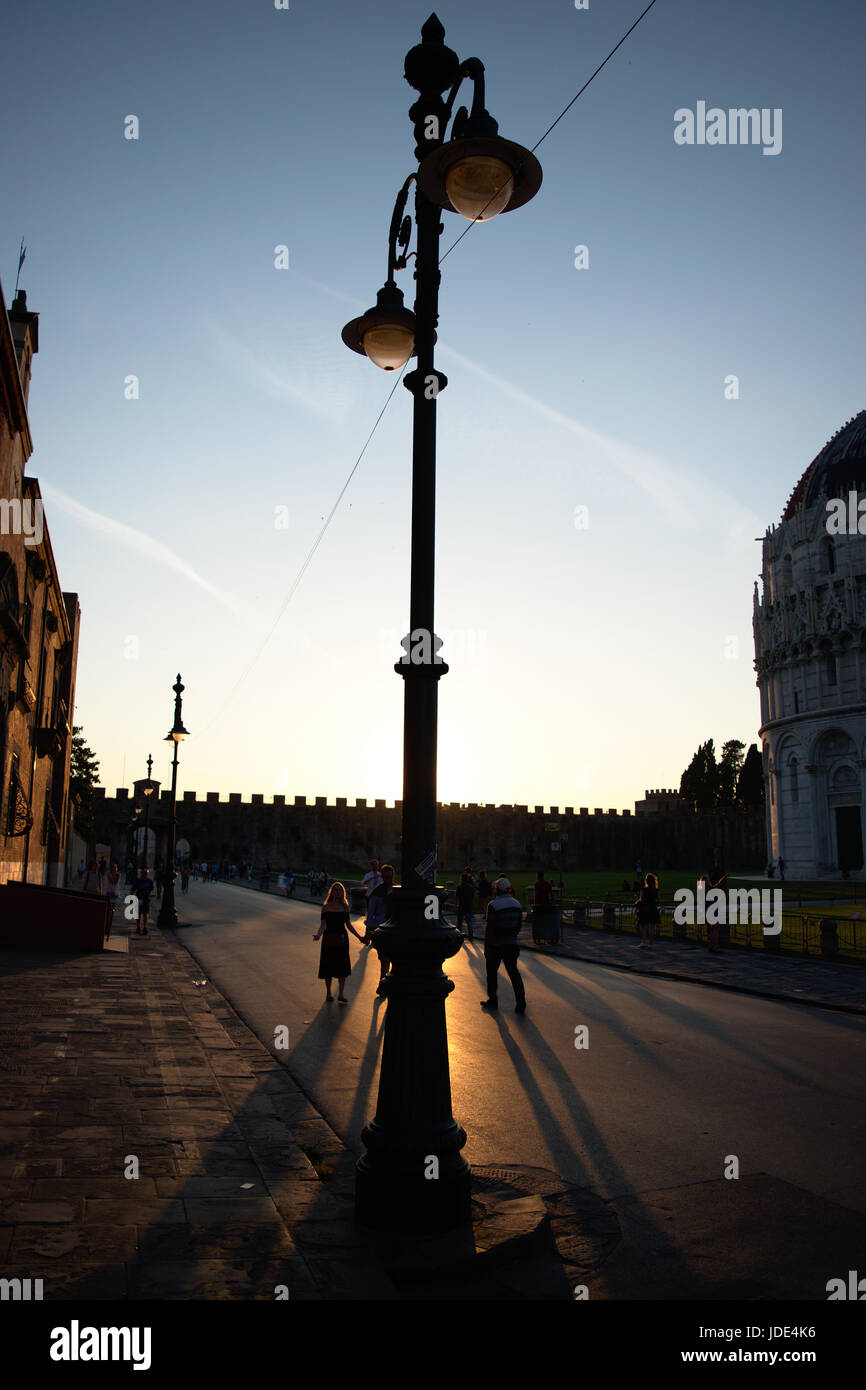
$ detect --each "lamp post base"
[157,879,178,929]
[356,1132,471,1237]
[354,886,471,1236]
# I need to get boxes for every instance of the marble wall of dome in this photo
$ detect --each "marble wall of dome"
[753,411,866,877]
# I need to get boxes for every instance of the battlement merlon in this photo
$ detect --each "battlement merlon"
[96,791,633,815]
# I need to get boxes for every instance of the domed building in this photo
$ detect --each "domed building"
[753,411,866,878]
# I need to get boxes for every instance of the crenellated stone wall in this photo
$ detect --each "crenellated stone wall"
[91,788,765,874]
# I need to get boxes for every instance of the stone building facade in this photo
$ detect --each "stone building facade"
[0,283,80,885]
[92,786,764,877]
[754,410,866,877]
[634,788,685,817]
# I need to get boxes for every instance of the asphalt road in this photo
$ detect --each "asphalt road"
[170,878,866,1298]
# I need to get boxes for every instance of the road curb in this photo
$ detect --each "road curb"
[519,939,866,1016]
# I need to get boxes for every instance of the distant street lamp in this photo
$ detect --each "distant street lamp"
[157,676,188,930]
[141,753,154,871]
[127,807,141,875]
[342,13,541,1235]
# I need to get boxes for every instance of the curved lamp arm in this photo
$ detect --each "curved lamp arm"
[442,57,498,141]
[386,174,417,284]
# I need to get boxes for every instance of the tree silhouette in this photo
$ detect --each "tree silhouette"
[736,744,764,807]
[69,726,100,836]
[679,739,719,809]
[718,739,746,806]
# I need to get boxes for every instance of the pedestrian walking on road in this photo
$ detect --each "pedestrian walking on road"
[635,872,661,948]
[777,856,785,882]
[313,881,364,1003]
[104,862,121,917]
[181,864,190,893]
[456,869,476,940]
[480,877,526,1013]
[82,860,102,894]
[133,867,154,935]
[365,864,395,993]
[477,870,492,919]
[362,859,382,901]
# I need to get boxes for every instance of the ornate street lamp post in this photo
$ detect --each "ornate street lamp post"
[157,676,188,930]
[342,14,541,1235]
[127,808,141,877]
[141,753,154,871]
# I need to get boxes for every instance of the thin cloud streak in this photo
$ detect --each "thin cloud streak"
[204,315,355,427]
[40,481,247,617]
[297,272,763,543]
[440,344,763,542]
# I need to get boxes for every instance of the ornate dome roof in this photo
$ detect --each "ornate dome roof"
[782,410,866,520]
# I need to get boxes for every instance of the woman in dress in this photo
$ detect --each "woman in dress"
[635,871,661,948]
[312,881,364,1003]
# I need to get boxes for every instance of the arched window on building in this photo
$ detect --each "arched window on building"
[781,553,793,593]
[825,537,836,574]
[789,756,799,804]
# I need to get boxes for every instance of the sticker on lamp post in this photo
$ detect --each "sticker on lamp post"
[415,852,436,883]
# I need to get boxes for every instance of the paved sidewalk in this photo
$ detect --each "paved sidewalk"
[516,925,866,1014]
[0,918,397,1301]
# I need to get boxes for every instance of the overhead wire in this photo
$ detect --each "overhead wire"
[440,0,659,265]
[202,0,660,730]
[197,364,408,735]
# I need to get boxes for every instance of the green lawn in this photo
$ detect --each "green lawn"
[441,868,752,905]
[287,861,866,912]
[750,878,866,904]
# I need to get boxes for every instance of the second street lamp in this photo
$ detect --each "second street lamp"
[342,13,541,1236]
[157,676,188,930]
[142,753,154,872]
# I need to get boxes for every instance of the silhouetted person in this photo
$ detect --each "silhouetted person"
[133,867,154,935]
[635,872,661,948]
[481,877,526,1014]
[456,870,476,940]
[366,864,395,993]
[534,870,553,906]
[701,870,727,953]
[312,881,364,1003]
[477,871,492,918]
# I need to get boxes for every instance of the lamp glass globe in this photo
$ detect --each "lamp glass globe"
[445,155,514,221]
[362,324,415,371]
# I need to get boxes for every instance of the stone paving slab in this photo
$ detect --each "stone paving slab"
[518,925,866,1013]
[0,926,398,1300]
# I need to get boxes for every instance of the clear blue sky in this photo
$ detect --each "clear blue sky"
[2,0,864,810]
